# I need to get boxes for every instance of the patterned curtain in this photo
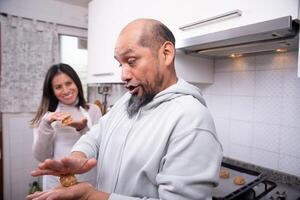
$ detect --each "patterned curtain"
[0,15,59,112]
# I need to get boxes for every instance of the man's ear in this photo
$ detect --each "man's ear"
[161,41,175,66]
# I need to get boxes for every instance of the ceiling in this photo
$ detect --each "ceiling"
[54,0,92,8]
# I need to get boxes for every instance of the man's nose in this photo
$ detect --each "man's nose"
[121,66,132,82]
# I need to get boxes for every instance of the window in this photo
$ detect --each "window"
[59,35,88,98]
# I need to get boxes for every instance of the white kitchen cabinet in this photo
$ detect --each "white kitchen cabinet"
[170,0,299,40]
[87,0,215,83]
[87,0,122,83]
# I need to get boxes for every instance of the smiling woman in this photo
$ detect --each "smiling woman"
[30,63,102,190]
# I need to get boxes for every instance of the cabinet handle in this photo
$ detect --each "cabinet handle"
[93,72,114,76]
[179,9,242,31]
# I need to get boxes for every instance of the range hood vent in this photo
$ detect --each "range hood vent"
[176,16,299,58]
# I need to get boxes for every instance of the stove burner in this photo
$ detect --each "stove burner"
[269,191,287,200]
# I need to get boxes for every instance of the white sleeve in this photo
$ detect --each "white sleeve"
[71,123,102,159]
[32,115,55,162]
[78,104,102,134]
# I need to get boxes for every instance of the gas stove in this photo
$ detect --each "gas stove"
[260,183,300,200]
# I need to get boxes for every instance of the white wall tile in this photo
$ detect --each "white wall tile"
[215,58,234,72]
[280,126,300,158]
[253,123,280,153]
[282,97,300,128]
[229,144,252,163]
[209,72,232,95]
[232,71,255,96]
[252,149,279,170]
[256,53,286,70]
[253,97,281,124]
[210,95,231,118]
[231,56,256,71]
[283,68,300,98]
[284,51,298,69]
[255,70,283,97]
[230,120,253,147]
[278,155,300,177]
[231,96,254,121]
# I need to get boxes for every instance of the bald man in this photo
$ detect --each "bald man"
[27,18,222,200]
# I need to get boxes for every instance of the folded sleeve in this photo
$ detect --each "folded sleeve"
[32,115,55,162]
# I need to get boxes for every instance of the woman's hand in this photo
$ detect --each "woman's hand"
[26,182,110,200]
[31,155,97,177]
[68,117,88,131]
[45,112,69,124]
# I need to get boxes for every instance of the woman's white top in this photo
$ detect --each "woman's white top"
[32,102,102,190]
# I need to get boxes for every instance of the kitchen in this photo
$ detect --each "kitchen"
[0,0,300,199]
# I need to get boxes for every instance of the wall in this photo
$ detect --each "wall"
[3,113,39,200]
[202,51,300,177]
[0,0,88,28]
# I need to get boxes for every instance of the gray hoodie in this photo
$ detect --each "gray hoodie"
[72,78,223,200]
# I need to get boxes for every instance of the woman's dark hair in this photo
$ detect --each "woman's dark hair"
[31,63,88,126]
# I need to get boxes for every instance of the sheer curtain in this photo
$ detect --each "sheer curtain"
[0,15,59,112]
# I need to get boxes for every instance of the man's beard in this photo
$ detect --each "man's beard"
[126,67,163,118]
[127,89,155,118]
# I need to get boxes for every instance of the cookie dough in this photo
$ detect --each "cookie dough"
[233,176,246,185]
[60,174,77,187]
[62,114,72,125]
[219,169,230,179]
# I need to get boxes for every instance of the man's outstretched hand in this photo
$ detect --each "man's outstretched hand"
[31,154,97,177]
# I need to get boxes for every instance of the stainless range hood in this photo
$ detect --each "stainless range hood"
[176,16,299,58]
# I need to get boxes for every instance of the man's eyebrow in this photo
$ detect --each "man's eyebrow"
[114,48,134,59]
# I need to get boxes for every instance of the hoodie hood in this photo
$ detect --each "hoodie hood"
[142,78,207,111]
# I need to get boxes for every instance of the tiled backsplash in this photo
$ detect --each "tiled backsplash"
[202,51,300,177]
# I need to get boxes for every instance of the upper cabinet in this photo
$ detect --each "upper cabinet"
[87,0,122,84]
[169,0,299,40]
[87,0,299,83]
[87,0,215,84]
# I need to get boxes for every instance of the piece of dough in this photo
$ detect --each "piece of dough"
[62,114,72,125]
[233,176,246,185]
[60,174,77,187]
[219,169,230,179]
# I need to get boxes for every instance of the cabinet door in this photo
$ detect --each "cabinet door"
[87,0,122,83]
[170,0,298,40]
[88,0,215,84]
